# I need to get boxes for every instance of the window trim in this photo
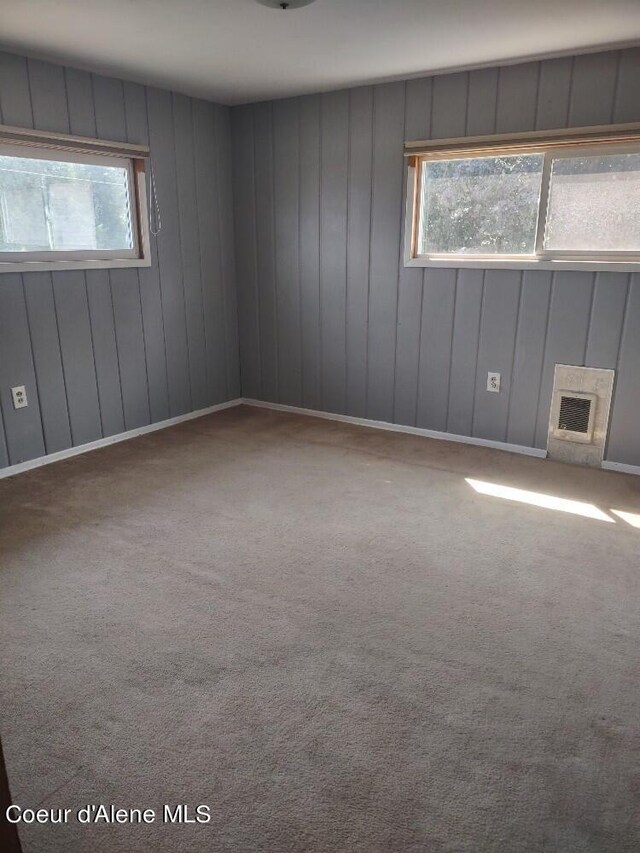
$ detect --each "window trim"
[0,124,151,274]
[404,123,640,272]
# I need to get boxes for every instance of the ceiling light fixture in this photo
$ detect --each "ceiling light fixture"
[255,0,317,9]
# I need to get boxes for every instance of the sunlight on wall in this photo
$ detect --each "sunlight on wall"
[465,478,615,522]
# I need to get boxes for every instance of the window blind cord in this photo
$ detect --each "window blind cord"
[149,160,162,237]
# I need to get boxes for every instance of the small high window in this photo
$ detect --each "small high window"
[405,126,640,271]
[0,127,151,273]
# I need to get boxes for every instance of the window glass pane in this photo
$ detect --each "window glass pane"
[0,154,134,253]
[544,153,640,251]
[418,154,544,255]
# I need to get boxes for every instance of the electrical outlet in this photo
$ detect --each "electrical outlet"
[11,385,28,409]
[487,372,501,393]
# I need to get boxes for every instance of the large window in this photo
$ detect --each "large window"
[0,129,150,273]
[405,127,640,271]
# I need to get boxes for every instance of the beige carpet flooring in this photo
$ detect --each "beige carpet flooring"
[0,405,639,852]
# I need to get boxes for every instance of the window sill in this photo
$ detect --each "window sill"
[405,257,640,273]
[0,257,152,275]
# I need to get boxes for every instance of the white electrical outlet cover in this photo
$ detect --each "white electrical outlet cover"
[11,385,28,409]
[487,372,501,393]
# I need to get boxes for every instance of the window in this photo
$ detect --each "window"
[405,126,640,271]
[0,128,150,273]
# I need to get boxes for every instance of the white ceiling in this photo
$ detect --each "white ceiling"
[1,0,639,105]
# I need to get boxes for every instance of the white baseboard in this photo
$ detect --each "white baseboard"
[0,398,243,480]
[3,395,636,480]
[601,460,640,476]
[241,398,549,459]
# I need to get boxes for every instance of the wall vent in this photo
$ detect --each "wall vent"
[554,391,596,442]
[547,366,615,467]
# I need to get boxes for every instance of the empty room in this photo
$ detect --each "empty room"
[1,1,639,851]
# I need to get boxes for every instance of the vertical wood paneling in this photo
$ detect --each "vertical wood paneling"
[534,272,594,446]
[466,68,498,136]
[28,59,68,133]
[607,276,640,464]
[366,81,405,422]
[273,98,302,406]
[431,72,467,139]
[496,62,539,133]
[84,270,125,437]
[569,52,619,126]
[394,78,431,426]
[447,269,483,436]
[64,68,96,136]
[64,68,112,440]
[208,106,232,402]
[585,274,630,368]
[506,271,552,448]
[613,48,640,123]
[29,59,105,447]
[0,50,237,470]
[215,106,242,399]
[319,90,349,413]
[0,53,32,125]
[147,87,192,416]
[0,55,46,462]
[416,269,457,432]
[124,80,170,423]
[346,86,374,419]
[108,267,151,430]
[4,45,640,471]
[22,272,72,453]
[473,271,521,441]
[0,410,8,469]
[298,95,322,410]
[253,102,279,402]
[0,276,46,463]
[174,93,208,411]
[231,106,261,399]
[233,46,640,466]
[193,101,228,405]
[53,272,103,445]
[93,75,151,431]
[535,57,572,130]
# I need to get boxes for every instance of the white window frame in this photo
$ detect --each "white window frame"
[404,123,640,272]
[0,124,151,274]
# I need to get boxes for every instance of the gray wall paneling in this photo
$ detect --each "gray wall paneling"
[346,86,374,419]
[320,90,349,414]
[393,78,430,427]
[93,74,151,432]
[273,98,302,406]
[231,106,261,400]
[232,46,640,466]
[534,272,595,448]
[253,102,279,403]
[298,95,322,411]
[447,269,483,437]
[366,82,405,423]
[0,275,46,462]
[215,105,241,400]
[506,272,552,449]
[173,93,208,412]
[608,276,640,463]
[193,100,230,406]
[473,271,522,442]
[146,87,192,417]
[0,50,238,468]
[2,45,639,470]
[124,80,171,424]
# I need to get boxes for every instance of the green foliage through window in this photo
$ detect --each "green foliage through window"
[418,154,544,255]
